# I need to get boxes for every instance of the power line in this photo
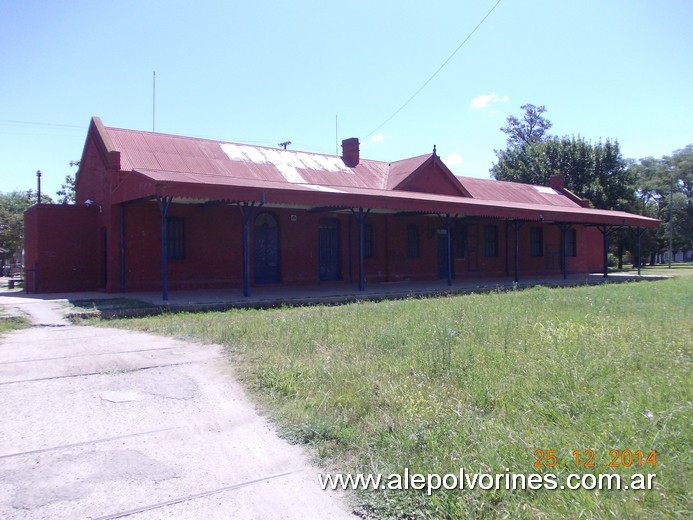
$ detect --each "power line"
[0,132,84,138]
[363,0,503,139]
[0,118,84,129]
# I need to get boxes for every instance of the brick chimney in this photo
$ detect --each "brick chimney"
[549,175,565,190]
[341,137,360,167]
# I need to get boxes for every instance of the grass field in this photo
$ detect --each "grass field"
[92,273,692,518]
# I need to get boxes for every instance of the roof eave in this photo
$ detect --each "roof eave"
[111,170,659,228]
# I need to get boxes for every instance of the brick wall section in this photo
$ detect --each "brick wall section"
[23,205,98,293]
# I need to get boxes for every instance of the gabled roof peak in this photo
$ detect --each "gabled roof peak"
[387,153,470,197]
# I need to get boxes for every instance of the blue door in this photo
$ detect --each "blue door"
[437,230,454,279]
[254,212,280,284]
[319,219,340,281]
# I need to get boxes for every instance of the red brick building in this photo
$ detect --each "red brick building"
[23,117,658,297]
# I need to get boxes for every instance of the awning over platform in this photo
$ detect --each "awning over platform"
[110,167,659,228]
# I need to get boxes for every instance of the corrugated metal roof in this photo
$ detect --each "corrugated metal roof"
[100,123,659,228]
[457,176,579,208]
[387,154,431,189]
[106,126,580,206]
[107,127,391,190]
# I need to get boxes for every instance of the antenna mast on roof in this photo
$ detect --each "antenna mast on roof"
[335,115,338,156]
[279,141,292,150]
[36,170,41,205]
[152,71,156,132]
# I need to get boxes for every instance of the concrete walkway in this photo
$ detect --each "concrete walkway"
[0,299,354,519]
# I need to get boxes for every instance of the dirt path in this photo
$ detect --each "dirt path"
[0,297,354,519]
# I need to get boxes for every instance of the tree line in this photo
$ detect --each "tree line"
[491,104,692,267]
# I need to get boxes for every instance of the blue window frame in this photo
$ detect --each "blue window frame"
[167,217,185,260]
[484,225,498,258]
[530,227,543,257]
[565,228,577,257]
[363,223,374,258]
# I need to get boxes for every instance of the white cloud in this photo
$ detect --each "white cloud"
[370,133,384,143]
[469,93,509,110]
[443,152,463,166]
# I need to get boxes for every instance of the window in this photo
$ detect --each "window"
[565,228,577,257]
[455,223,467,259]
[530,227,543,257]
[407,225,419,258]
[484,225,498,258]
[167,217,185,260]
[363,223,374,258]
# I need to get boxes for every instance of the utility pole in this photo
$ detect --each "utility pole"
[278,141,291,150]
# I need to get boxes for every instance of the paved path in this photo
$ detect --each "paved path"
[0,297,353,519]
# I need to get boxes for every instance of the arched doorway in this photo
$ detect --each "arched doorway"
[254,212,280,284]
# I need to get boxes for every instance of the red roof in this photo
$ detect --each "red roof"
[107,127,392,190]
[387,154,431,189]
[84,118,658,228]
[457,177,580,208]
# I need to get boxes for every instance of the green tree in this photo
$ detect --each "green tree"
[1,191,32,260]
[56,174,76,204]
[492,134,635,211]
[627,145,693,264]
[500,103,552,147]
[490,139,549,185]
[492,104,646,269]
[0,190,53,263]
[669,145,693,255]
[0,206,24,262]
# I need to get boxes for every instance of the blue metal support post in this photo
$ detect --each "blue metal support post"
[157,196,173,301]
[601,226,610,278]
[559,224,569,280]
[347,213,353,283]
[445,214,453,286]
[636,227,643,276]
[239,196,265,297]
[241,202,255,297]
[119,203,126,292]
[357,207,369,291]
[504,220,510,276]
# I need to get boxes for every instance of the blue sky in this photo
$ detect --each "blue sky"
[1,0,691,198]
